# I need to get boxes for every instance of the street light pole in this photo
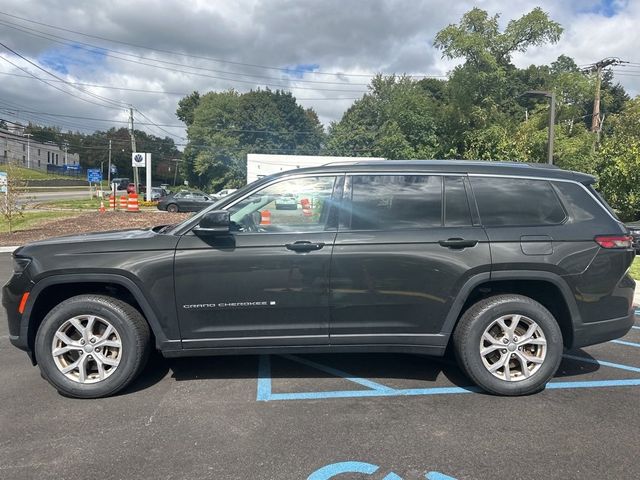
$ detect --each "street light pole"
[522,90,556,165]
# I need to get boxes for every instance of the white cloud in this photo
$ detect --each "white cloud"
[0,0,637,147]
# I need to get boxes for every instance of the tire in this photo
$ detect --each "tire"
[166,203,179,213]
[35,295,151,399]
[453,294,563,396]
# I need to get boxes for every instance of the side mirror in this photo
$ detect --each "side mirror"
[194,210,230,235]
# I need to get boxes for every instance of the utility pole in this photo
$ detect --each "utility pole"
[63,142,68,166]
[23,133,32,168]
[522,91,556,165]
[128,107,138,193]
[107,139,112,187]
[582,58,626,140]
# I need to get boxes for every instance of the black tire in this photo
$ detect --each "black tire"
[35,295,151,399]
[453,294,563,396]
[166,203,179,213]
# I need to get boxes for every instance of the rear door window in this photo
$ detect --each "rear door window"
[346,175,442,230]
[470,177,567,226]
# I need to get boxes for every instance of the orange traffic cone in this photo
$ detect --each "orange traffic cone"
[99,200,106,213]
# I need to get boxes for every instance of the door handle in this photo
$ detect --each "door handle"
[438,238,478,249]
[285,241,325,252]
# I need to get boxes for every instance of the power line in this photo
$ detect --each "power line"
[0,52,127,111]
[0,10,446,80]
[0,19,369,92]
[0,71,363,100]
[0,41,128,110]
[0,19,376,87]
[0,107,331,134]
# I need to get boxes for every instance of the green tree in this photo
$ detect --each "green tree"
[326,75,439,159]
[595,98,640,220]
[176,91,201,127]
[179,89,325,191]
[433,7,564,159]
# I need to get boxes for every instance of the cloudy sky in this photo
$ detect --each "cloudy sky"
[0,0,638,147]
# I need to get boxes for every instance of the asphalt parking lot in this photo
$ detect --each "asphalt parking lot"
[1,253,639,480]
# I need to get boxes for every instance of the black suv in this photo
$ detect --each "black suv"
[3,161,635,398]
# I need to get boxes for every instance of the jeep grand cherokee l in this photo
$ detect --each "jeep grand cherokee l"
[3,160,635,398]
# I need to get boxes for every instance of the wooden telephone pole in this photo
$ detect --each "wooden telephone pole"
[582,58,625,139]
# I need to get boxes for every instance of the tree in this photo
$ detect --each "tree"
[326,75,439,159]
[433,7,565,159]
[179,89,325,191]
[595,98,640,221]
[0,163,27,233]
[176,91,201,127]
[434,7,562,68]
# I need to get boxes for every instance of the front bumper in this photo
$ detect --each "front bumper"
[2,271,33,353]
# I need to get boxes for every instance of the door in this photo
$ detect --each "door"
[329,174,491,345]
[175,174,342,349]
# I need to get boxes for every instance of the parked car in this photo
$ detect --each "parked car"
[274,193,298,210]
[149,187,166,201]
[156,190,214,212]
[3,160,635,398]
[110,177,130,191]
[212,188,237,199]
[626,222,640,253]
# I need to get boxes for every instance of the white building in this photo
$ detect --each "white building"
[246,154,385,184]
[1,124,80,171]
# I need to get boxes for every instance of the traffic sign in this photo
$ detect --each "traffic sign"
[87,169,102,183]
[132,152,146,167]
[0,171,7,194]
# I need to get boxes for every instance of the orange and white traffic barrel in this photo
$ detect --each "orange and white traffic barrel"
[127,193,140,213]
[109,195,116,210]
[260,210,271,225]
[300,198,312,217]
[119,195,128,210]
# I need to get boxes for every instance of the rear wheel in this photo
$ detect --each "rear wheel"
[166,203,179,213]
[453,294,563,396]
[35,295,150,399]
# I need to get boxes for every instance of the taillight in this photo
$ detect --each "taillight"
[594,235,633,249]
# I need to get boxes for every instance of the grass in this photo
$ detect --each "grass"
[0,210,78,233]
[0,165,71,181]
[629,257,640,281]
[36,198,103,210]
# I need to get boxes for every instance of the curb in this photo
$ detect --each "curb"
[0,246,19,253]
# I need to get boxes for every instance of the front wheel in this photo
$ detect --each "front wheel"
[35,295,150,399]
[453,294,563,396]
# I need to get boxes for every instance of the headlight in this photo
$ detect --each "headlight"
[12,257,31,274]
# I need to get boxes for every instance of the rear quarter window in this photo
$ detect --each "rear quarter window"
[470,177,567,227]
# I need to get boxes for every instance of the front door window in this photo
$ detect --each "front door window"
[227,176,338,233]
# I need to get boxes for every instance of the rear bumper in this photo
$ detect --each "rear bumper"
[571,310,635,349]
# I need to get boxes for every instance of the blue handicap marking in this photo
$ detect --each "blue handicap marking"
[307,461,457,480]
[426,473,458,480]
[307,461,401,480]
